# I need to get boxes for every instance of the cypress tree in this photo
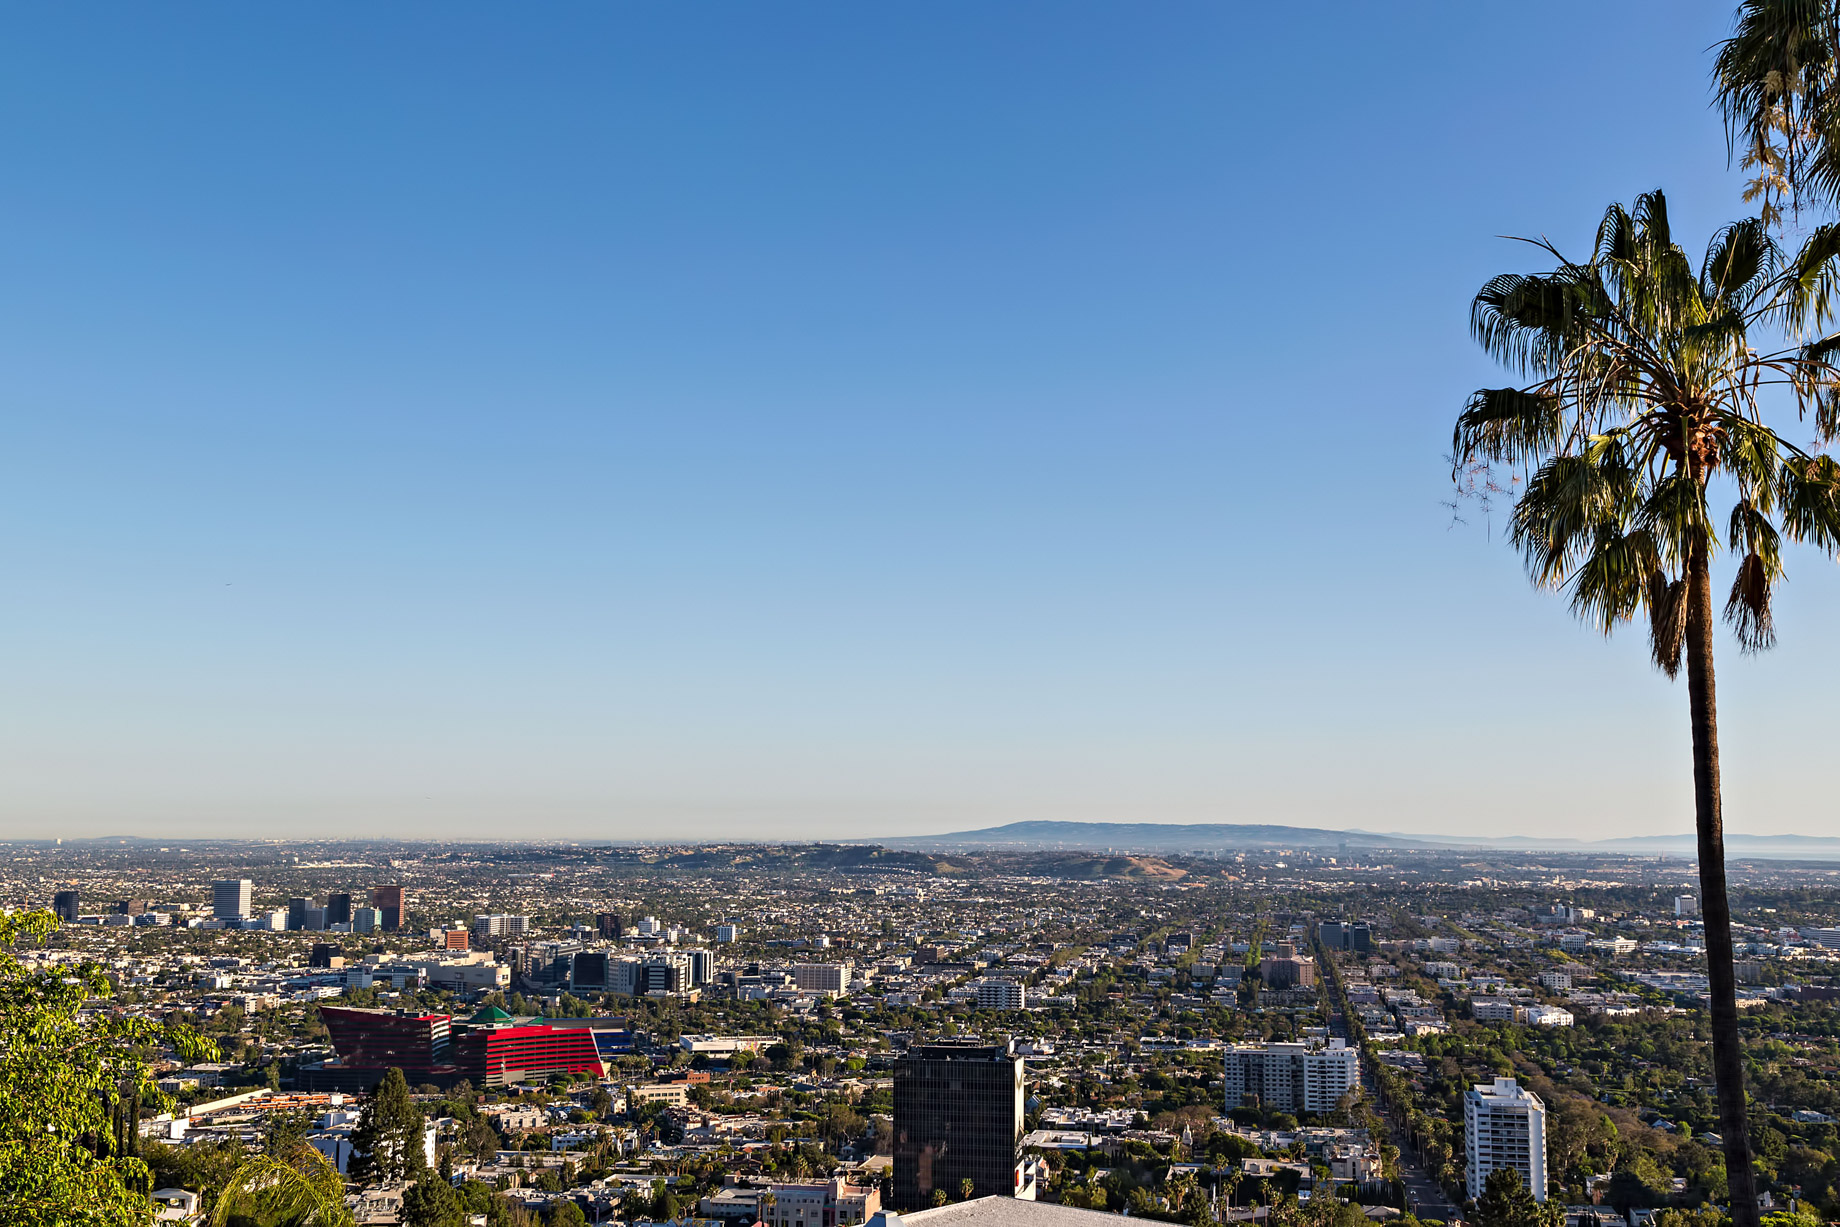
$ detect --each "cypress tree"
[350,1067,428,1184]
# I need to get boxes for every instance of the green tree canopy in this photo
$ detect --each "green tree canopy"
[1472,1169,1554,1227]
[0,909,216,1227]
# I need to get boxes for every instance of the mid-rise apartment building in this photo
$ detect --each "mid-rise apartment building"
[1259,942,1317,989]
[473,914,531,940]
[757,1178,880,1227]
[1221,1039,1358,1114]
[975,979,1026,1010]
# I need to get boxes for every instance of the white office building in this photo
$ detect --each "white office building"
[212,880,253,922]
[794,963,850,997]
[1675,895,1698,918]
[472,914,532,939]
[716,924,740,943]
[1465,1077,1547,1202]
[1221,1039,1359,1114]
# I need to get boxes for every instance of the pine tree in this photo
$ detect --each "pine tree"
[350,1067,428,1185]
[1473,1168,1539,1227]
[402,1166,464,1227]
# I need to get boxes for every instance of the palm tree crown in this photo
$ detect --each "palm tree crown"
[1454,189,1840,661]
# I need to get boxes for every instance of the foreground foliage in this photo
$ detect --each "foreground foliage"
[0,909,215,1227]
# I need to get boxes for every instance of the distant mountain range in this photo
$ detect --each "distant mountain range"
[880,820,1840,861]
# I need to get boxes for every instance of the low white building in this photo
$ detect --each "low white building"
[680,1034,775,1056]
[1522,1005,1574,1027]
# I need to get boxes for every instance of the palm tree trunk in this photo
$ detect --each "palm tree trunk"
[1685,539,1759,1227]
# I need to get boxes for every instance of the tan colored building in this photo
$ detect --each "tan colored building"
[630,1082,690,1107]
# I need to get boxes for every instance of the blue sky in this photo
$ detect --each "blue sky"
[1,2,1833,842]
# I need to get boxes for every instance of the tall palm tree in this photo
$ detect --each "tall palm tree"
[1452,189,1840,1227]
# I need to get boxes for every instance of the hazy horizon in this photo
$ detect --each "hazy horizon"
[4,2,1835,844]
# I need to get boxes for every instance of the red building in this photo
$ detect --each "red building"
[307,1005,614,1091]
[317,1007,451,1085]
[452,1007,604,1086]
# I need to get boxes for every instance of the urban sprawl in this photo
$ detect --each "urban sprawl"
[25,839,1840,1227]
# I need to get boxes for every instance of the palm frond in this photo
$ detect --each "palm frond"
[1718,418,1787,503]
[1452,387,1563,470]
[1702,217,1779,303]
[1634,471,1718,571]
[1510,453,1630,588]
[1726,552,1778,651]
[1570,526,1657,634]
[1713,0,1839,216]
[1469,272,1603,377]
[211,1149,353,1227]
[1646,569,1689,677]
[1783,222,1840,331]
[1777,452,1840,548]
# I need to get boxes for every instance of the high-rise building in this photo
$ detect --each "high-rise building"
[893,1041,1028,1209]
[1465,1077,1547,1202]
[53,890,79,922]
[716,923,740,943]
[113,899,146,916]
[795,963,850,997]
[309,943,345,969]
[596,913,623,940]
[372,885,404,931]
[213,880,254,922]
[1675,895,1698,918]
[1221,1039,1359,1113]
[442,929,470,951]
[325,893,353,925]
[288,898,312,930]
[352,907,382,934]
[1320,921,1373,953]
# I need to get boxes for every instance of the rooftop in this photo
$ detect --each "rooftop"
[891,1199,1124,1227]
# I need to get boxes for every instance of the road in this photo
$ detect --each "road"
[1363,1069,1464,1224]
[1320,944,1463,1226]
